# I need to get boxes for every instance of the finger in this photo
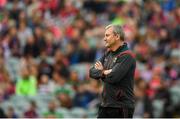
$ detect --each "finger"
[108,69,112,72]
[95,63,98,67]
[95,65,101,70]
[96,62,101,67]
[95,64,99,69]
[107,69,112,74]
[95,63,100,68]
[97,61,102,66]
[95,62,99,66]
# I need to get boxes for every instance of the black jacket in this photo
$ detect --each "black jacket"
[89,43,136,108]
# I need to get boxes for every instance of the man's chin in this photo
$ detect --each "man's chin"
[105,44,110,48]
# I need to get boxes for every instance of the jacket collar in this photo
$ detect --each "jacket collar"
[111,42,129,56]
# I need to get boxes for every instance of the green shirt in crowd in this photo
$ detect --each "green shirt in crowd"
[16,76,37,96]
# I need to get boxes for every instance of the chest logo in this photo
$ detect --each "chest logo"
[113,57,117,63]
[104,58,108,62]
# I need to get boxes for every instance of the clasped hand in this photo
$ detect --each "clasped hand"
[94,61,112,75]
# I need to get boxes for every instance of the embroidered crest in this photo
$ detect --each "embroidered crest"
[104,58,108,62]
[113,57,117,63]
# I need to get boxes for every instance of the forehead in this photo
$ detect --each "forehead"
[105,27,114,34]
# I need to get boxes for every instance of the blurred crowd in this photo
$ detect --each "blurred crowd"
[0,0,179,118]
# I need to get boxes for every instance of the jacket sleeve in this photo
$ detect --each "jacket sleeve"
[89,67,103,80]
[102,54,135,84]
[89,52,105,80]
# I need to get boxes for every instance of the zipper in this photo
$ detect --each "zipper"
[106,54,116,69]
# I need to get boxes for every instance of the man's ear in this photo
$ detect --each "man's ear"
[116,34,120,40]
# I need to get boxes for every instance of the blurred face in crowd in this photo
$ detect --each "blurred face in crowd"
[70,71,78,81]
[21,67,30,78]
[40,74,49,84]
[30,101,37,110]
[27,36,35,44]
[58,93,72,108]
[6,106,15,118]
[34,27,42,37]
[48,101,56,111]
[52,71,65,85]
[10,27,17,36]
[104,27,119,49]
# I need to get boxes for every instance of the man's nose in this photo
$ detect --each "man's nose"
[104,37,106,41]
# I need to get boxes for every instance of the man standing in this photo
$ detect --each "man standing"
[89,24,136,118]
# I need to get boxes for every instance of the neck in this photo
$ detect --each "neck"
[110,41,124,51]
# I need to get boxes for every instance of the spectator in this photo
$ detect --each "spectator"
[24,100,38,118]
[134,79,153,118]
[73,80,99,109]
[6,106,18,118]
[43,100,63,118]
[16,66,37,96]
[154,81,173,117]
[38,74,55,94]
[23,36,39,57]
[52,50,70,78]
[53,71,74,109]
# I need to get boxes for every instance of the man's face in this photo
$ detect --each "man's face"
[104,27,117,48]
